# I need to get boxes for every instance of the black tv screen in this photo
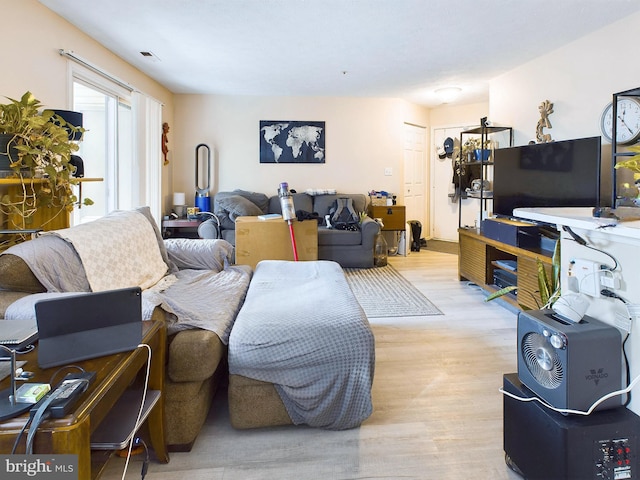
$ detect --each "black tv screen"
[492,136,602,218]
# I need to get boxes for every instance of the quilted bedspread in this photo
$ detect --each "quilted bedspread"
[228,260,375,430]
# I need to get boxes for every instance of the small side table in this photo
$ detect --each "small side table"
[367,205,407,255]
[161,218,202,239]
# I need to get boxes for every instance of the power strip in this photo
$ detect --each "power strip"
[30,371,96,418]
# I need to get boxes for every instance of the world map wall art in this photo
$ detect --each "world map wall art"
[260,120,325,163]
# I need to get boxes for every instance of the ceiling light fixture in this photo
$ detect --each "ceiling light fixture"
[435,87,462,104]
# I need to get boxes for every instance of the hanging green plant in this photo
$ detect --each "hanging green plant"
[0,91,92,235]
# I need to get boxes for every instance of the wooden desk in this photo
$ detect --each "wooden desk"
[0,320,168,479]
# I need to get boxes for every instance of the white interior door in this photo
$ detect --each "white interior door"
[403,124,426,245]
[430,126,476,241]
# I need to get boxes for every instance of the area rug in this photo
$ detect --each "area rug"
[343,264,443,317]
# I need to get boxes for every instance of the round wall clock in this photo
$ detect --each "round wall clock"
[600,97,640,145]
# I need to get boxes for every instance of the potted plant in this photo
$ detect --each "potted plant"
[614,145,640,201]
[0,91,91,237]
[485,240,561,310]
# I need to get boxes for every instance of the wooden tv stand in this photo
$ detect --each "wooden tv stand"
[458,228,552,310]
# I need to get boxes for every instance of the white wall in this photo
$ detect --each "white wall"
[172,94,428,208]
[0,0,174,212]
[490,12,640,145]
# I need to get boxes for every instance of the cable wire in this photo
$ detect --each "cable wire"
[499,371,640,416]
[121,344,152,480]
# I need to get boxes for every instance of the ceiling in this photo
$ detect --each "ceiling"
[40,0,640,107]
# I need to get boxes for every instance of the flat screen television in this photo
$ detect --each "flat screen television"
[492,136,602,218]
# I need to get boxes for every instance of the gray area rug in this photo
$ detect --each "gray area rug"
[343,264,443,317]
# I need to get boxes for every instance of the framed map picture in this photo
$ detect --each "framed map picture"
[260,120,325,163]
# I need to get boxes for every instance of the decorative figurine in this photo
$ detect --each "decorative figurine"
[162,122,170,165]
[536,100,554,143]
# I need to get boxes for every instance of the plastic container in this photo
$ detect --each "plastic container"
[374,232,388,267]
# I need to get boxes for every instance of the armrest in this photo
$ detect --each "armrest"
[167,328,226,383]
[360,216,381,249]
[0,291,32,318]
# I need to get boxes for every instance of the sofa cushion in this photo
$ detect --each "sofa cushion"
[317,228,362,246]
[216,194,264,221]
[267,193,313,214]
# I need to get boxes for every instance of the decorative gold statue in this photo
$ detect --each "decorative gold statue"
[536,100,554,143]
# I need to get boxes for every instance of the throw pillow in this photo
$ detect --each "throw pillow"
[216,194,263,221]
[232,189,270,212]
[164,238,234,272]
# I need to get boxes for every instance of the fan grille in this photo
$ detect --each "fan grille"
[521,332,563,389]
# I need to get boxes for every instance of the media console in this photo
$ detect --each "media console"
[458,227,553,310]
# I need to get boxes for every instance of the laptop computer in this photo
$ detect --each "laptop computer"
[0,318,38,354]
[35,287,143,369]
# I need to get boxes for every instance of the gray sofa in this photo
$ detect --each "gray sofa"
[211,190,380,268]
[0,208,251,452]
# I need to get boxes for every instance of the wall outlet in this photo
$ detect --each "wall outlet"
[570,258,601,297]
[384,167,392,176]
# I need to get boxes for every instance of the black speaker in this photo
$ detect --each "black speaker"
[503,373,640,480]
[69,154,84,178]
[517,309,622,412]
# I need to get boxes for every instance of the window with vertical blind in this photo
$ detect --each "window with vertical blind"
[65,55,162,224]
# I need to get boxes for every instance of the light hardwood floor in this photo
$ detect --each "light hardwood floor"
[103,249,523,479]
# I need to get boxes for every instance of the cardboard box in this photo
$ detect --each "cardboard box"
[235,216,318,269]
[369,195,388,206]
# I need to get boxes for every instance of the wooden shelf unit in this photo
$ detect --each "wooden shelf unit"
[458,228,552,310]
[0,177,102,231]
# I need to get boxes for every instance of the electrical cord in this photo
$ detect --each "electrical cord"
[623,333,632,406]
[25,389,63,454]
[499,371,640,416]
[137,438,150,480]
[121,343,152,480]
[47,365,86,385]
[563,225,619,270]
[599,289,633,405]
[11,415,33,454]
[601,288,629,304]
[23,373,91,455]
